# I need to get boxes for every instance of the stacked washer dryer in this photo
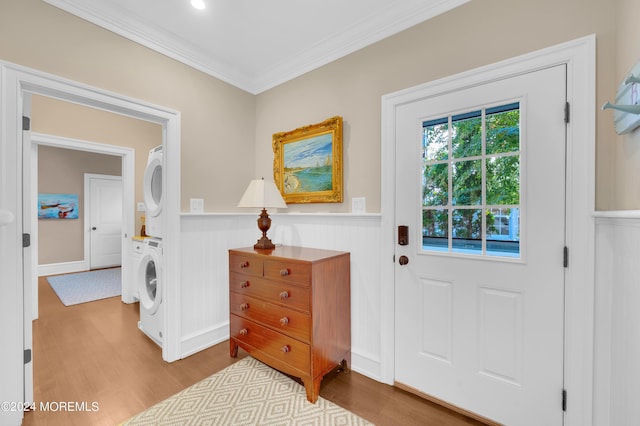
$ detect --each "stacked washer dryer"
[144,145,163,239]
[138,146,164,347]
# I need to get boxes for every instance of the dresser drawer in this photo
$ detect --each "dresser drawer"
[229,272,310,312]
[230,315,310,373]
[229,245,350,404]
[229,254,263,276]
[230,292,311,342]
[264,259,311,285]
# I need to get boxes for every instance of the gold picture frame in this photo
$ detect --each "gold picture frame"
[273,116,343,204]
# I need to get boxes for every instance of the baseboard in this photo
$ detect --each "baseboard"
[350,350,383,382]
[38,261,88,277]
[180,321,230,359]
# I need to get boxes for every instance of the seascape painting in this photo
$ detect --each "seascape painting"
[273,115,343,204]
[38,193,79,219]
[283,133,333,194]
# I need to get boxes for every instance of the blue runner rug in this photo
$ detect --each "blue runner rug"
[47,268,121,306]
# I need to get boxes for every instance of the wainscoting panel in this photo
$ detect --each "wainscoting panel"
[180,213,384,380]
[594,212,640,426]
[180,214,255,357]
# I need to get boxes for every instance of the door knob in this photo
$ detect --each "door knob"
[398,255,409,265]
[91,227,97,230]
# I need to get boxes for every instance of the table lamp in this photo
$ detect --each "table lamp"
[237,178,287,249]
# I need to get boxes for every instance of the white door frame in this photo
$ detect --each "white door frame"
[0,60,181,423]
[381,35,595,425]
[29,134,135,318]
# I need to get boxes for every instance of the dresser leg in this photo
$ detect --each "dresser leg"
[230,340,238,358]
[339,358,350,373]
[302,377,322,403]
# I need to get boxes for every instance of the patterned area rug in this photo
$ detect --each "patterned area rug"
[47,268,121,306]
[121,357,373,425]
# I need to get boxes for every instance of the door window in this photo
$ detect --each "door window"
[422,102,520,257]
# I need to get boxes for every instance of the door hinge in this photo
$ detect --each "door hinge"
[22,116,31,131]
[24,349,32,364]
[564,102,570,124]
[563,246,568,268]
[562,389,567,411]
[392,254,396,263]
[23,233,31,248]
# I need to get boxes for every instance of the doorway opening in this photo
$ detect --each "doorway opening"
[0,61,182,415]
[28,132,134,318]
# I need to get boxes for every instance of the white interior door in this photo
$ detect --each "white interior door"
[87,174,122,269]
[395,65,567,425]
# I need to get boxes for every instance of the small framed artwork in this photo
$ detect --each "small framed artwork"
[38,193,79,219]
[272,116,343,204]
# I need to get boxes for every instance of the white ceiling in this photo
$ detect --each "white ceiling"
[43,0,469,94]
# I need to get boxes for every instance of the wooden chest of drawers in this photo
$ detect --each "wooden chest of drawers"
[229,245,351,403]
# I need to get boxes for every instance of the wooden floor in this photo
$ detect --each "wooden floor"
[22,275,484,425]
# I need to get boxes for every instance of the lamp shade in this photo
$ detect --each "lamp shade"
[237,178,287,209]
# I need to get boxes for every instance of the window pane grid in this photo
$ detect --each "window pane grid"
[421,102,520,258]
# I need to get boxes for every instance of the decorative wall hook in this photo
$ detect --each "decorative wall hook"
[602,101,640,115]
[624,74,640,85]
[604,61,640,134]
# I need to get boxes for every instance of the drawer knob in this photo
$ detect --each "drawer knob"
[240,261,249,269]
[281,345,290,353]
[240,303,249,311]
[240,281,250,288]
[280,268,290,276]
[279,291,289,299]
[279,317,289,326]
[239,328,248,336]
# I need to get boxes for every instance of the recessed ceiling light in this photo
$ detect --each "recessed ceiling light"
[191,0,206,10]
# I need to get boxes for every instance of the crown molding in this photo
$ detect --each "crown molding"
[43,0,469,94]
[254,0,470,93]
[42,0,255,90]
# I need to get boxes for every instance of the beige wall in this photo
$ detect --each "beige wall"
[32,95,161,237]
[38,146,121,264]
[1,0,636,215]
[1,0,256,213]
[256,0,618,212]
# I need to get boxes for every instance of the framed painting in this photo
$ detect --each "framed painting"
[272,116,343,204]
[38,193,79,219]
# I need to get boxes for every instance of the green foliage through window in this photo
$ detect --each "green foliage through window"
[422,102,520,257]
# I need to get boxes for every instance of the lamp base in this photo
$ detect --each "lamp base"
[254,236,275,250]
[254,208,276,250]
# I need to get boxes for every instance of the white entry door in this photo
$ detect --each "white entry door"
[395,65,567,425]
[86,174,122,269]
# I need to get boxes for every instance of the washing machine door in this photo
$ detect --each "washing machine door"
[138,249,162,315]
[143,152,162,218]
